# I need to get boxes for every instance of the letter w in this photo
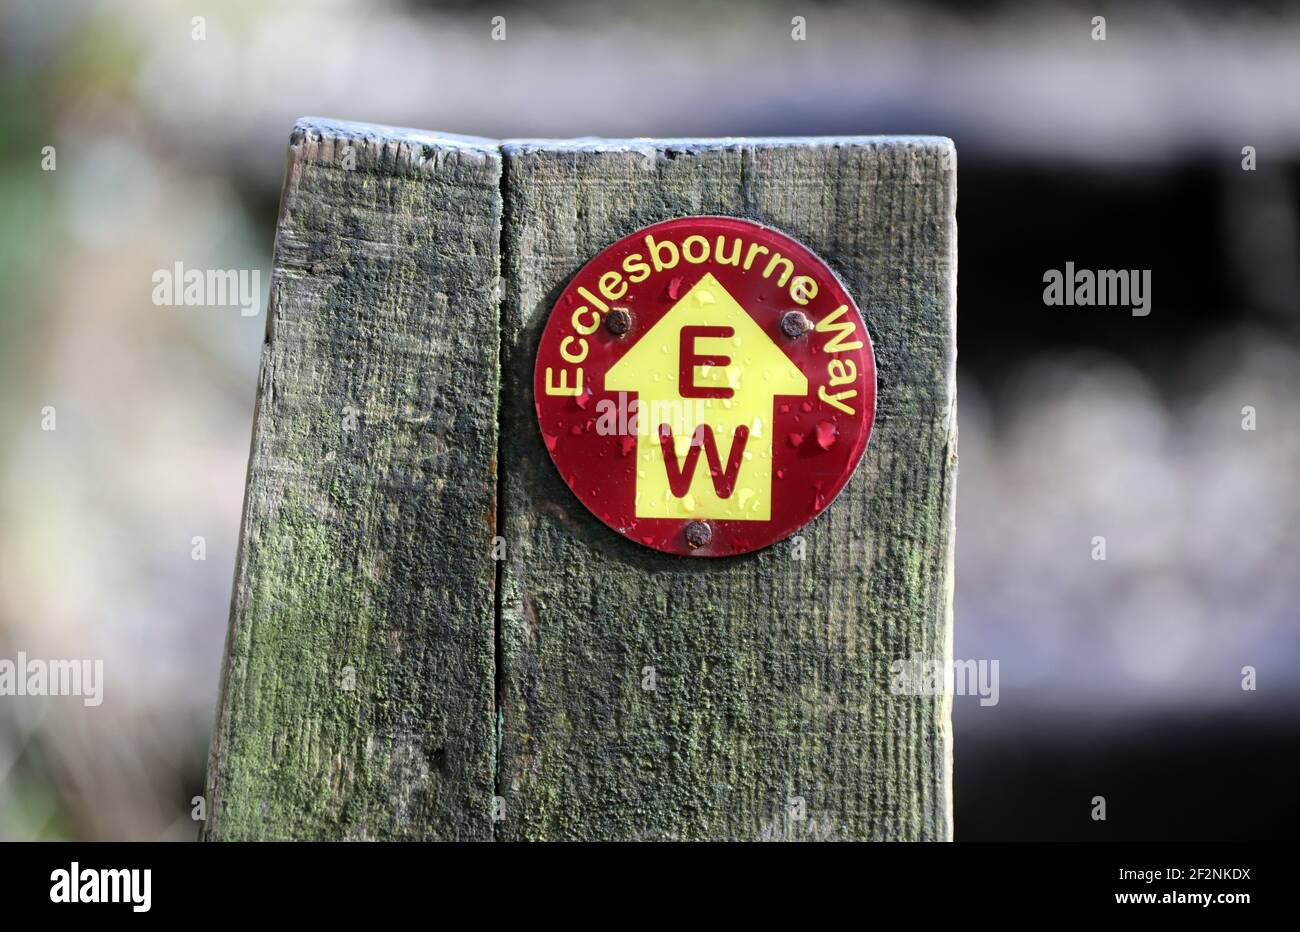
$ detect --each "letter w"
[658,424,749,498]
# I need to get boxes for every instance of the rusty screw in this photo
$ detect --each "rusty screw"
[780,310,811,338]
[606,308,633,336]
[684,520,712,549]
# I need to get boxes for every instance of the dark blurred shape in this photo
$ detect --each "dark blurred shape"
[957,709,1300,840]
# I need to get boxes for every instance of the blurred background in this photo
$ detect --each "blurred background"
[1,0,1297,840]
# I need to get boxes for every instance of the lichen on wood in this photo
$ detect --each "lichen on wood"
[203,119,502,840]
[205,124,957,842]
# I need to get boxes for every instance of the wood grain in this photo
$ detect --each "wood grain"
[496,138,957,840]
[206,125,956,841]
[203,119,502,840]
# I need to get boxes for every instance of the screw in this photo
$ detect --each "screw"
[781,310,811,338]
[606,308,633,335]
[684,520,712,549]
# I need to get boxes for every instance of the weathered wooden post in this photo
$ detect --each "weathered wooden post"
[202,120,502,840]
[205,119,957,841]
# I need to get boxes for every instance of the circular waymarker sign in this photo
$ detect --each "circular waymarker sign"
[534,216,876,557]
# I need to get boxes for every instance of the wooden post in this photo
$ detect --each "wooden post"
[497,139,957,840]
[205,121,957,841]
[203,119,502,840]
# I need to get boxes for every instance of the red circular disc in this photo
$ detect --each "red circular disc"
[534,216,876,557]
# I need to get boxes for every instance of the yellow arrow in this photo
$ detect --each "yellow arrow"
[605,272,808,520]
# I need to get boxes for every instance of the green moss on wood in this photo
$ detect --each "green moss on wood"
[206,125,956,842]
[203,120,502,840]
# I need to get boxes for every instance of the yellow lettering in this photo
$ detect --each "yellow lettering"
[743,243,769,270]
[646,235,679,272]
[682,235,709,263]
[762,252,794,287]
[599,271,627,302]
[560,336,588,363]
[827,358,857,386]
[815,304,864,353]
[546,366,583,397]
[818,383,856,415]
[572,307,600,335]
[577,285,608,314]
[715,236,741,266]
[622,253,651,283]
[790,275,818,305]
